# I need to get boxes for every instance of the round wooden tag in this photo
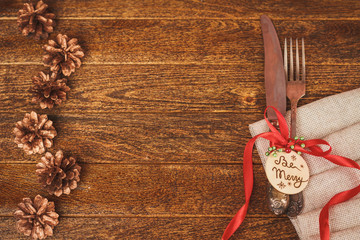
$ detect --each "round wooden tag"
[265,151,309,195]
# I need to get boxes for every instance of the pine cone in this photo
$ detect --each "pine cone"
[14,195,59,239]
[36,150,81,197]
[43,34,84,76]
[17,0,56,40]
[30,71,70,109]
[13,112,57,155]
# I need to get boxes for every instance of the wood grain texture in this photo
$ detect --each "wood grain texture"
[0,20,359,65]
[2,0,358,239]
[1,112,252,164]
[0,65,359,114]
[0,0,359,19]
[0,217,296,240]
[1,164,270,217]
[0,64,358,165]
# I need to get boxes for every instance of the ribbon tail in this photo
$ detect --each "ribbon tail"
[222,132,275,240]
[221,203,249,240]
[319,184,360,240]
[324,154,360,170]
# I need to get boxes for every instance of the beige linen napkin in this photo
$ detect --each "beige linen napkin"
[249,88,360,240]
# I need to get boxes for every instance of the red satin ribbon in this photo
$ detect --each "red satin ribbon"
[222,106,360,240]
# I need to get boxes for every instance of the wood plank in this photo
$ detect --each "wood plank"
[0,20,359,65]
[0,65,358,114]
[1,112,257,164]
[0,216,298,240]
[0,164,272,217]
[0,0,358,20]
[0,64,263,114]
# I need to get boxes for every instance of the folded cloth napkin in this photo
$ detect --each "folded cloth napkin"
[249,88,360,240]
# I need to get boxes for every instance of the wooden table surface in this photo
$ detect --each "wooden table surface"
[0,0,359,239]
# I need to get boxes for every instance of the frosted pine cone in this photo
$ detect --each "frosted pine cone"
[43,34,84,76]
[14,195,59,239]
[13,112,57,155]
[36,150,81,197]
[30,71,70,109]
[17,0,56,40]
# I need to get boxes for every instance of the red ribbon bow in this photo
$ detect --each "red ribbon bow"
[222,106,360,240]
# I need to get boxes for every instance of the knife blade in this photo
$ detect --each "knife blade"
[260,15,286,123]
[260,15,289,215]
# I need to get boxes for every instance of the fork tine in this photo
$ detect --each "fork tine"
[284,38,288,80]
[289,38,293,81]
[296,38,300,81]
[302,38,306,81]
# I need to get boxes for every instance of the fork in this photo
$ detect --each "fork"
[284,37,306,217]
[284,38,306,138]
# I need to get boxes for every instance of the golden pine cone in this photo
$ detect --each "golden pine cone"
[14,195,59,239]
[30,71,70,109]
[43,34,84,76]
[13,112,57,155]
[36,150,81,197]
[17,0,56,40]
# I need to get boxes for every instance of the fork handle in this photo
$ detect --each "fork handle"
[290,99,299,138]
[287,99,304,218]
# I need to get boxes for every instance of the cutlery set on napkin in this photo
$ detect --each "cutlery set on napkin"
[222,15,360,240]
[255,16,360,240]
[250,87,360,240]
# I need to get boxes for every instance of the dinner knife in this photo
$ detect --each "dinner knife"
[261,15,286,120]
[260,15,289,215]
